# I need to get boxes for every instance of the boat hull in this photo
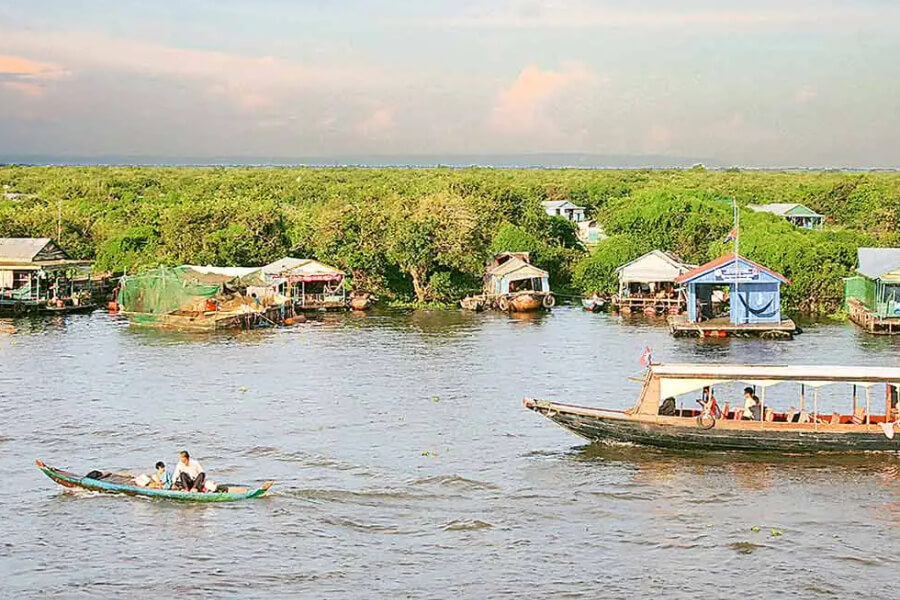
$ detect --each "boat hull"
[524,400,900,452]
[36,461,273,502]
[509,294,544,312]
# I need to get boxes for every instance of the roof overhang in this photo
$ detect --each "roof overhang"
[0,260,92,271]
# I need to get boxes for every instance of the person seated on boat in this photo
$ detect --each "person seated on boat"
[172,450,206,492]
[149,461,172,489]
[741,388,761,420]
[658,396,676,416]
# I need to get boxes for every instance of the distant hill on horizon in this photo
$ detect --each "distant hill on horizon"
[1,153,896,171]
[1,153,719,169]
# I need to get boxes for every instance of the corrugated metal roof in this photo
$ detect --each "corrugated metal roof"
[488,256,548,279]
[748,203,822,218]
[857,247,900,280]
[541,200,584,210]
[0,237,53,262]
[674,254,790,285]
[615,250,695,283]
[263,257,308,275]
[264,257,345,279]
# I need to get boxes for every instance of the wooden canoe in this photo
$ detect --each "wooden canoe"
[36,460,274,502]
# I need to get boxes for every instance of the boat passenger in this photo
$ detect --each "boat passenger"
[741,388,761,421]
[150,461,172,489]
[172,450,206,492]
[659,396,676,416]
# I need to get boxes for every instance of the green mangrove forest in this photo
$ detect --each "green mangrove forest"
[1,166,898,313]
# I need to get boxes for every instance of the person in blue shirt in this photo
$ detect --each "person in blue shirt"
[151,461,172,489]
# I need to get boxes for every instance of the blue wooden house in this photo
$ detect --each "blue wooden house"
[674,254,790,325]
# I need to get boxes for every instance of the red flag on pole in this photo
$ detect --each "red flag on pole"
[723,227,738,243]
[639,346,652,368]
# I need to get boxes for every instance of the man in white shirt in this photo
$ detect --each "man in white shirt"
[172,450,206,492]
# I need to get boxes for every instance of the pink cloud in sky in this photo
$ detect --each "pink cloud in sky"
[0,54,58,76]
[490,62,594,135]
[0,30,382,112]
[0,54,65,97]
[2,81,45,97]
[356,107,395,137]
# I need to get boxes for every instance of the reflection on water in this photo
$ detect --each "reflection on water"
[1,308,900,598]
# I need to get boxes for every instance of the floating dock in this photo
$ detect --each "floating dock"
[667,315,798,339]
[847,298,900,335]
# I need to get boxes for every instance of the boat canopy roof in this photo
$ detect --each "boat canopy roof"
[652,363,900,383]
[649,363,900,399]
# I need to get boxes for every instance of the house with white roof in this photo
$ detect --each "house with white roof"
[748,203,824,230]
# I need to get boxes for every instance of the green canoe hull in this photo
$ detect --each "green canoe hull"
[36,461,273,502]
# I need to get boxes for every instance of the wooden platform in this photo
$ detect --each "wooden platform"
[122,305,290,331]
[667,315,798,338]
[847,298,900,335]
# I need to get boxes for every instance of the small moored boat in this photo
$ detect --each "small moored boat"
[582,295,606,312]
[36,460,274,502]
[349,290,377,311]
[525,363,900,452]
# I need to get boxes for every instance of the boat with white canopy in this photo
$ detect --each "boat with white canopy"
[524,363,900,451]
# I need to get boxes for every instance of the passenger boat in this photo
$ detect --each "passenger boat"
[524,364,900,452]
[36,460,274,502]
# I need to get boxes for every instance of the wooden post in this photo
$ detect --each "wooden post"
[852,384,857,415]
[813,388,819,431]
[800,383,806,412]
[761,386,766,424]
[887,383,892,422]
[866,387,871,426]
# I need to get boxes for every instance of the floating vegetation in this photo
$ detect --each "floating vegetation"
[730,541,763,555]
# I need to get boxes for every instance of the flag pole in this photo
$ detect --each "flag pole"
[733,197,740,324]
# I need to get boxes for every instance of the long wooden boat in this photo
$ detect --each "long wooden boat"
[36,460,274,502]
[525,363,900,452]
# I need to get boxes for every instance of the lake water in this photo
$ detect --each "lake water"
[2,307,900,599]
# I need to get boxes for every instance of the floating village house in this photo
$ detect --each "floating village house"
[613,250,695,314]
[263,257,347,310]
[539,200,605,246]
[541,200,586,222]
[0,237,93,315]
[748,203,824,230]
[844,247,900,334]
[669,254,796,337]
[485,252,550,296]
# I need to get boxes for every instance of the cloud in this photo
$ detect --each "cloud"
[0,30,382,111]
[2,81,45,97]
[419,1,898,31]
[0,54,59,76]
[0,54,65,96]
[356,107,395,137]
[793,86,817,105]
[490,62,595,135]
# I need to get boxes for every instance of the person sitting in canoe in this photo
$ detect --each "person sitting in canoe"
[172,450,206,492]
[150,461,172,489]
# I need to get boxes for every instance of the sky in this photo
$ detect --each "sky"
[1,0,899,167]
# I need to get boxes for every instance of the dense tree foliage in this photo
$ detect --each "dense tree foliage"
[1,166,897,311]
